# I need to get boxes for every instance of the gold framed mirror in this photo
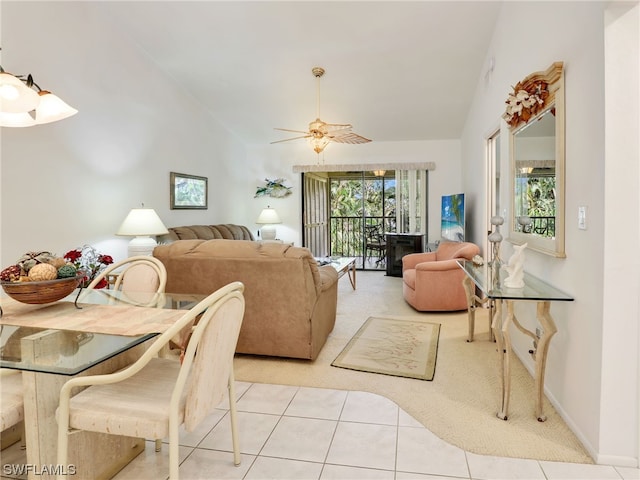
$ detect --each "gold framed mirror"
[505,62,565,257]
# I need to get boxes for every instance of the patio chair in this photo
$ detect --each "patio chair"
[364,224,386,266]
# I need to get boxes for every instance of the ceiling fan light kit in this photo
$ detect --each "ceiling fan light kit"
[272,66,371,154]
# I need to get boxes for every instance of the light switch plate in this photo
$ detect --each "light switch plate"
[578,206,587,230]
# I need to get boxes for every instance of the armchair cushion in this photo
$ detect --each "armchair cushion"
[0,371,23,431]
[402,241,480,311]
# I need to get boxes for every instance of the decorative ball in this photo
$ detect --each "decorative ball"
[0,265,22,282]
[17,251,56,272]
[57,264,78,279]
[48,257,67,269]
[28,263,58,281]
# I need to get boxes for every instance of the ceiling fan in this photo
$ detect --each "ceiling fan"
[272,67,371,154]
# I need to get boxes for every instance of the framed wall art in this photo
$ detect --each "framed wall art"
[170,172,208,209]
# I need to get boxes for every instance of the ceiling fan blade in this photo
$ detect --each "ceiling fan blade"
[329,131,372,144]
[270,134,311,144]
[272,68,373,147]
[274,127,310,134]
[323,123,352,132]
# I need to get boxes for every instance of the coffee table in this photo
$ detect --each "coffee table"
[329,257,357,290]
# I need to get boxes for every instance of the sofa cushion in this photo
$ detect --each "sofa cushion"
[403,268,416,289]
[170,227,199,240]
[187,225,218,239]
[160,224,255,243]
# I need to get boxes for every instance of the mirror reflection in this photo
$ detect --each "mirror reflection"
[513,108,556,238]
[506,61,564,258]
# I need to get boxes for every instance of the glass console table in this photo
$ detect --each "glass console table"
[457,260,574,422]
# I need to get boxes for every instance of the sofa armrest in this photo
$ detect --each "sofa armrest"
[415,258,462,272]
[318,265,339,291]
[402,251,436,271]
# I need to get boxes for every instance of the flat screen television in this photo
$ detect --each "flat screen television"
[441,193,465,242]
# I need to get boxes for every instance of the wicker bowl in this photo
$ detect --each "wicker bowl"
[1,275,84,305]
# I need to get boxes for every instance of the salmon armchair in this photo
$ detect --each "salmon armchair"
[402,241,480,311]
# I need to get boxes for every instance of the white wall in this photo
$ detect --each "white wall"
[601,1,640,466]
[461,1,639,466]
[0,2,246,266]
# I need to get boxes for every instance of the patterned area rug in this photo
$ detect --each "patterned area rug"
[332,316,440,381]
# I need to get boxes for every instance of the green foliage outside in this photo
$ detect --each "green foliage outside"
[526,177,556,217]
[329,178,395,257]
[516,175,556,237]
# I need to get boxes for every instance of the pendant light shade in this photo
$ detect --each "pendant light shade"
[0,72,40,113]
[0,61,78,127]
[0,111,37,127]
[35,91,79,124]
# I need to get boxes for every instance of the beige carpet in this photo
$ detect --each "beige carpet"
[332,316,440,381]
[234,271,593,464]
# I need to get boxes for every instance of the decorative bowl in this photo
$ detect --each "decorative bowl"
[1,275,84,305]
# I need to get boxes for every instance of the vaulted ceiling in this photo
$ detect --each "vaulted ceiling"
[98,1,502,146]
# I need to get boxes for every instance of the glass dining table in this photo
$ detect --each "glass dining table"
[0,289,199,480]
[457,260,574,422]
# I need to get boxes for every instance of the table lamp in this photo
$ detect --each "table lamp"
[116,208,169,256]
[256,206,282,240]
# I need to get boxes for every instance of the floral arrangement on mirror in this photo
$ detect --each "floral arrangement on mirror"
[503,80,550,128]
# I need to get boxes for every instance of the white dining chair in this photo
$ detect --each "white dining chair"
[78,255,167,307]
[0,369,24,449]
[56,281,245,480]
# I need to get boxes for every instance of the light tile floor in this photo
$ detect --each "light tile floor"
[4,381,637,480]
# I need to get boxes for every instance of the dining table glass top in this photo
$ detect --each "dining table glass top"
[0,289,200,376]
[457,260,574,302]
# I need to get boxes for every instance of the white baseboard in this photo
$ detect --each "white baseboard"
[511,345,601,465]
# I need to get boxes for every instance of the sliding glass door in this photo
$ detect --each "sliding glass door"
[302,169,428,270]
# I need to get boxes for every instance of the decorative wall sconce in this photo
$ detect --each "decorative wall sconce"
[0,64,78,127]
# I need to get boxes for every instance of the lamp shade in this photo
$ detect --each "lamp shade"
[117,208,169,257]
[0,72,40,113]
[256,207,282,225]
[0,111,36,127]
[256,206,281,241]
[35,91,78,124]
[309,136,330,154]
[116,209,169,236]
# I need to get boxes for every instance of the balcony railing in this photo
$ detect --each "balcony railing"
[329,216,395,269]
[517,216,555,237]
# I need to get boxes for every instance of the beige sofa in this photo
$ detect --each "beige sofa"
[153,239,338,360]
[159,224,254,243]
